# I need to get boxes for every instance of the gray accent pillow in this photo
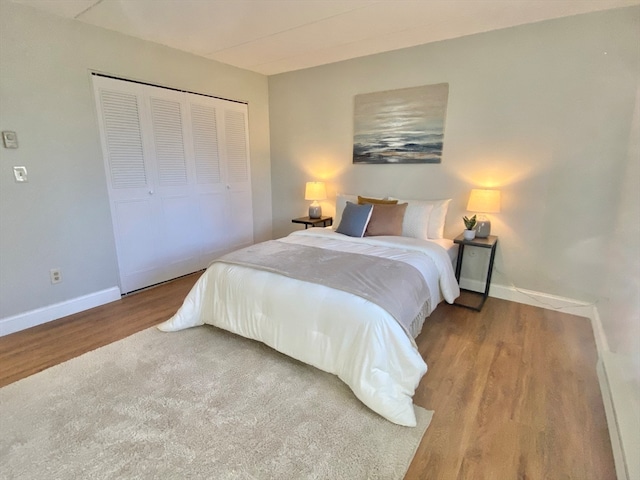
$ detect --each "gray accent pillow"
[335,202,373,237]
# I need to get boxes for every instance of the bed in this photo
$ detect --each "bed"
[158,196,460,427]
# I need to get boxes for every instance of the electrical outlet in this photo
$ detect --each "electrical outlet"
[50,268,62,284]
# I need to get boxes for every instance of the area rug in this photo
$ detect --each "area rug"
[0,325,432,479]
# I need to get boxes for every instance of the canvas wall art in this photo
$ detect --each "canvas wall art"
[353,83,449,164]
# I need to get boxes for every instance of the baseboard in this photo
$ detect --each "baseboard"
[460,277,592,310]
[0,287,122,337]
[598,352,640,480]
[597,360,622,480]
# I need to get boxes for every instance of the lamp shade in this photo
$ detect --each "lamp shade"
[467,189,501,213]
[304,182,327,201]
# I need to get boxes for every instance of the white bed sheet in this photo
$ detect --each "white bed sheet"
[158,229,460,426]
[427,237,458,266]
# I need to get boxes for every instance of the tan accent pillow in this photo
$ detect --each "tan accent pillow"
[357,196,398,205]
[365,203,408,236]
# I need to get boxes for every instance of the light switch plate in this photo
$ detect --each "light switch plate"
[13,166,28,182]
[2,131,18,149]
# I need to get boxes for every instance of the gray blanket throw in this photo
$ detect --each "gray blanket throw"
[216,240,429,336]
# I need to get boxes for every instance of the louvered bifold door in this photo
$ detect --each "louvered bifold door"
[220,101,254,249]
[93,76,162,293]
[146,87,203,281]
[93,75,254,293]
[186,96,230,262]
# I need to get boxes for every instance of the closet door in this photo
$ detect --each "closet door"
[93,75,253,293]
[220,102,253,249]
[93,77,162,293]
[145,86,203,281]
[185,96,254,262]
[185,95,229,261]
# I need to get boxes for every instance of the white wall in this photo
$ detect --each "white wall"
[598,83,640,358]
[268,6,639,311]
[0,2,272,321]
[596,83,640,480]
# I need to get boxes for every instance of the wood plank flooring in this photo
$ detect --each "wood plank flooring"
[0,273,616,479]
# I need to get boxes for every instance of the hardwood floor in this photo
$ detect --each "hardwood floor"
[0,274,616,479]
[408,297,616,480]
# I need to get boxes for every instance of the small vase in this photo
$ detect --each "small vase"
[463,229,476,240]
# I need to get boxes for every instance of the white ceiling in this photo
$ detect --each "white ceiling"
[12,0,640,75]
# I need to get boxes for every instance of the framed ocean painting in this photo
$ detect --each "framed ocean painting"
[353,83,449,164]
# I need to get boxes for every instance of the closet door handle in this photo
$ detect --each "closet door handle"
[149,190,154,195]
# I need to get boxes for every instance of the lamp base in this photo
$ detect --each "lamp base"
[475,219,491,238]
[308,204,322,219]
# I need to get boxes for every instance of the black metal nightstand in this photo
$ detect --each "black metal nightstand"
[453,233,498,311]
[291,216,333,229]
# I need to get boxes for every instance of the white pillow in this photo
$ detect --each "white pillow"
[427,199,452,239]
[334,193,358,228]
[401,201,434,239]
[389,198,451,239]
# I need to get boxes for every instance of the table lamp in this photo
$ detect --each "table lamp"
[305,181,326,219]
[467,189,500,238]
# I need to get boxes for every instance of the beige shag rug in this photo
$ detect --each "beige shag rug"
[1,326,432,479]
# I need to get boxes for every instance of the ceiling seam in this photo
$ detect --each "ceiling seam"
[203,1,380,56]
[75,0,105,19]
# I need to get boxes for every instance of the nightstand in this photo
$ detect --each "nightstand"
[453,233,498,311]
[291,216,333,229]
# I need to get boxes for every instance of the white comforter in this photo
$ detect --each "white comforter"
[158,229,460,426]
